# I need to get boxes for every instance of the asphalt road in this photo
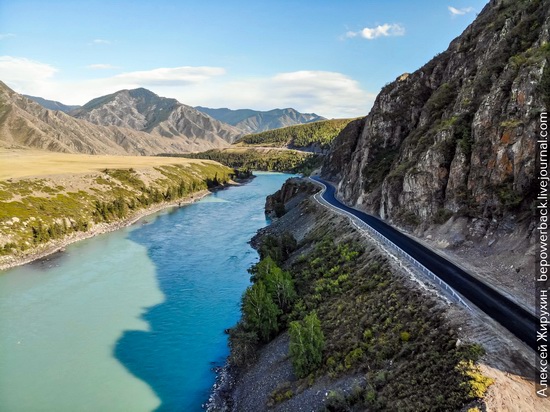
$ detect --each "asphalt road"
[311,176,537,351]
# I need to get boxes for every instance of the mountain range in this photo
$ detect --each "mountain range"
[3,86,327,154]
[194,106,325,134]
[21,92,324,142]
[22,95,80,113]
[0,82,229,154]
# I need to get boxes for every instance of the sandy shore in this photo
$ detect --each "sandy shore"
[0,183,244,272]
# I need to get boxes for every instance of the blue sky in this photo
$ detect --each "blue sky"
[0,0,488,118]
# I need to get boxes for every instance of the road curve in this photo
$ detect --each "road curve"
[310,176,537,351]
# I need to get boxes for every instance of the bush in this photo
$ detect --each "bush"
[400,331,411,342]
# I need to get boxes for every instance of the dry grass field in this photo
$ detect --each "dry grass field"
[0,149,217,180]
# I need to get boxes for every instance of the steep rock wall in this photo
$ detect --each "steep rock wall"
[323,0,549,246]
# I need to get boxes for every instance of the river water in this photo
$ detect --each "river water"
[0,172,293,412]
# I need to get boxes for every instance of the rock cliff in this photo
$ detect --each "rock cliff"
[323,0,548,248]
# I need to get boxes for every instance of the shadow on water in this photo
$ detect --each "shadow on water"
[112,189,265,411]
[28,248,68,271]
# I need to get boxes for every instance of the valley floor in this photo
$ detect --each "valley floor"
[0,148,217,180]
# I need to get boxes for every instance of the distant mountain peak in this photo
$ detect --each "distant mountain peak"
[194,106,326,134]
[23,94,81,114]
[71,88,242,143]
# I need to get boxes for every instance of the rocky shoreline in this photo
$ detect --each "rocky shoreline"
[204,363,236,412]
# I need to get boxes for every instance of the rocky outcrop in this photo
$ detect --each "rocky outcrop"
[322,0,548,242]
[265,178,318,218]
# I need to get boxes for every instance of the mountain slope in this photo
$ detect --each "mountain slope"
[0,82,230,155]
[324,0,546,229]
[195,106,325,134]
[72,88,242,144]
[321,0,548,299]
[235,118,354,151]
[23,95,80,113]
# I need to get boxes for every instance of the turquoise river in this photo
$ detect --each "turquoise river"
[0,172,294,412]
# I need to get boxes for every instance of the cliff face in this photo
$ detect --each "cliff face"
[323,0,548,242]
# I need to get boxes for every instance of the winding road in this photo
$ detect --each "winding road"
[310,176,537,351]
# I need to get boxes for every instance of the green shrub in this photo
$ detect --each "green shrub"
[400,331,411,342]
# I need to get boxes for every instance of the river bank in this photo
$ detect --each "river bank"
[208,178,542,411]
[0,178,251,272]
[0,172,293,411]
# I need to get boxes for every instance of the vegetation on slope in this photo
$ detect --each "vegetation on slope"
[0,162,233,258]
[177,148,323,175]
[229,195,492,411]
[236,119,355,149]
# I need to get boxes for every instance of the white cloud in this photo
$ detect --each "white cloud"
[114,66,226,86]
[87,64,119,70]
[448,6,474,16]
[180,70,375,118]
[346,23,405,40]
[0,33,15,40]
[0,56,58,96]
[0,57,373,118]
[89,39,111,45]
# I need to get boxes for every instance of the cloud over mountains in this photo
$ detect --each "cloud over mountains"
[0,56,373,118]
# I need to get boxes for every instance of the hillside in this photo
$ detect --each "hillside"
[217,179,513,411]
[322,0,548,300]
[0,149,234,269]
[0,82,231,155]
[181,147,321,175]
[72,88,242,144]
[236,118,354,151]
[195,107,325,134]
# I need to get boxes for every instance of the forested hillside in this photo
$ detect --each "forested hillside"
[237,119,354,150]
[179,148,322,175]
